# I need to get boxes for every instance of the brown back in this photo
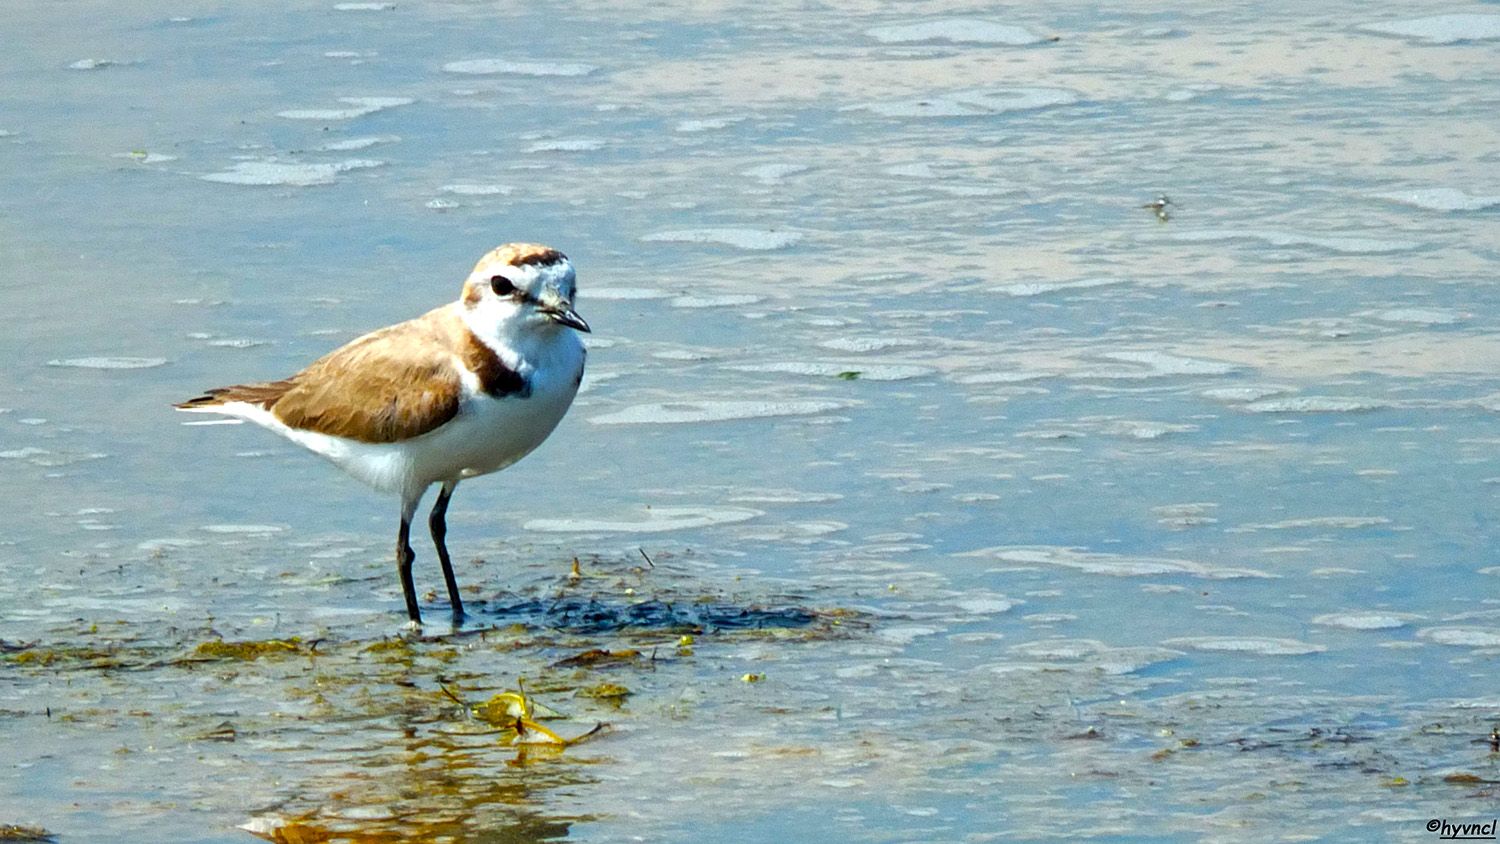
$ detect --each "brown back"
[175,307,484,444]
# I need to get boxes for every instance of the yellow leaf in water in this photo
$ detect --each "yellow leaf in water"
[511,717,567,745]
[482,692,529,725]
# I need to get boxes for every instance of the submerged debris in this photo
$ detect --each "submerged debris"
[486,596,819,634]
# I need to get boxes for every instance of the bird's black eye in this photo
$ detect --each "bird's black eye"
[490,274,516,296]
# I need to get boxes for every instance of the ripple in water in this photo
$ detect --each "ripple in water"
[1163,637,1327,656]
[1312,612,1423,631]
[865,19,1047,46]
[590,400,851,425]
[723,361,934,381]
[442,59,597,76]
[1357,14,1500,45]
[276,97,412,120]
[1168,228,1421,254]
[1417,627,1500,648]
[201,159,384,187]
[1373,188,1500,212]
[47,356,168,369]
[845,87,1080,118]
[641,229,804,250]
[967,545,1275,579]
[523,505,761,533]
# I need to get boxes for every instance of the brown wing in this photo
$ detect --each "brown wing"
[175,307,468,444]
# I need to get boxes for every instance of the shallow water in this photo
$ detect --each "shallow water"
[4,1,1500,841]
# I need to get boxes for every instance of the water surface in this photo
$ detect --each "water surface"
[3,1,1500,841]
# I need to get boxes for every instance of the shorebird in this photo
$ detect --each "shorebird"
[175,243,590,625]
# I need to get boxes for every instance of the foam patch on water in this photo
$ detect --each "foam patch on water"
[727,489,843,503]
[524,505,761,533]
[440,183,514,196]
[590,400,850,425]
[1242,397,1385,413]
[1169,229,1420,254]
[47,356,168,369]
[1099,350,1237,376]
[1199,385,1293,403]
[201,524,285,534]
[317,136,396,151]
[334,2,394,9]
[671,294,765,308]
[201,159,383,186]
[954,370,1050,384]
[1357,14,1500,45]
[641,229,804,250]
[277,97,413,120]
[1164,637,1326,656]
[968,545,1275,579]
[1373,188,1500,212]
[866,19,1046,46]
[1070,350,1237,380]
[137,537,206,552]
[1004,640,1182,674]
[442,59,596,76]
[1237,516,1391,531]
[677,116,747,133]
[723,361,935,381]
[113,151,178,164]
[1154,502,1218,528]
[586,287,672,300]
[848,87,1079,119]
[995,644,1182,676]
[819,337,921,353]
[743,163,809,184]
[952,596,1021,615]
[527,138,605,152]
[996,277,1129,297]
[1418,627,1500,648]
[1365,308,1467,326]
[0,448,107,466]
[1312,612,1422,630]
[67,58,120,70]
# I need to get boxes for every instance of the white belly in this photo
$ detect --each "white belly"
[404,367,581,484]
[198,340,584,499]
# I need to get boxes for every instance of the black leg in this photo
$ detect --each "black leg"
[430,481,465,621]
[396,508,421,624]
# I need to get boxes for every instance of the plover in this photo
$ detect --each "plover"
[175,243,590,625]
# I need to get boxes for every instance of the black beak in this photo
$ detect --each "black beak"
[545,305,591,333]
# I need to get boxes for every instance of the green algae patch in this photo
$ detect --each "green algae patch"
[551,648,641,668]
[4,643,139,670]
[9,647,113,666]
[576,683,632,701]
[195,638,302,660]
[362,638,411,655]
[0,825,57,843]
